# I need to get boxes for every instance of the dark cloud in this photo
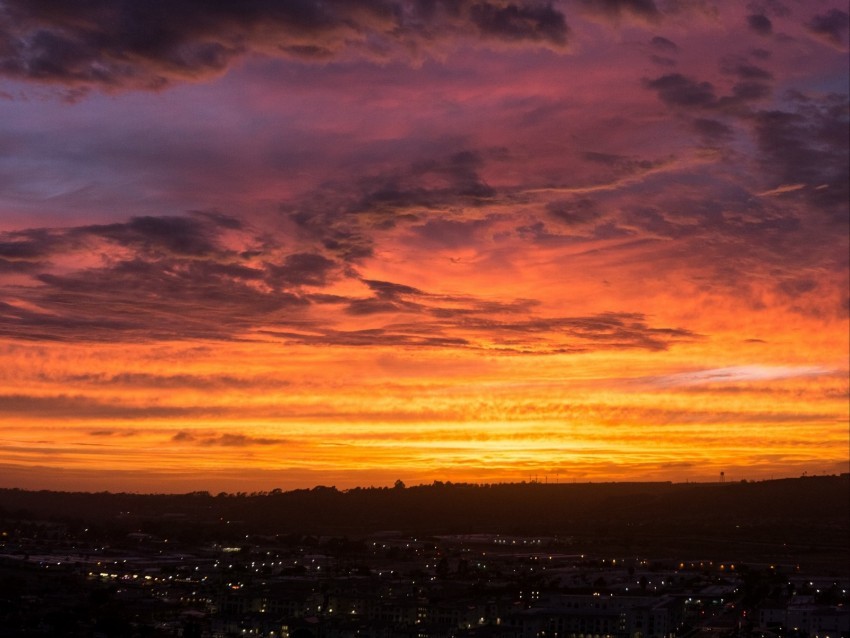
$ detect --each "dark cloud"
[0,195,704,354]
[730,81,771,102]
[518,215,639,245]
[57,372,285,390]
[0,211,363,342]
[266,309,696,354]
[0,227,75,264]
[344,279,427,316]
[650,36,679,52]
[0,255,308,342]
[644,73,717,108]
[752,93,850,212]
[469,3,569,45]
[646,71,775,110]
[353,151,496,215]
[747,14,773,36]
[515,220,571,244]
[363,280,424,298]
[582,151,662,173]
[806,9,849,47]
[266,253,337,288]
[0,234,54,260]
[171,431,283,446]
[345,298,407,316]
[0,394,209,419]
[0,257,42,273]
[580,0,660,21]
[460,312,697,351]
[721,60,773,81]
[692,117,734,142]
[262,327,472,349]
[620,207,692,240]
[547,198,602,226]
[290,208,376,263]
[776,277,818,297]
[0,0,572,92]
[288,150,497,261]
[745,0,790,18]
[76,214,230,258]
[409,216,498,249]
[0,212,243,269]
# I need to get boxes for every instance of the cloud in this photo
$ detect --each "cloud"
[266,311,697,353]
[469,3,569,45]
[352,151,497,216]
[53,372,287,391]
[720,60,773,81]
[0,257,309,343]
[650,36,679,53]
[691,117,734,142]
[775,277,818,297]
[654,365,832,387]
[806,9,850,48]
[730,80,771,102]
[757,183,806,197]
[582,151,665,175]
[89,429,139,437]
[77,214,232,257]
[363,279,425,298]
[646,40,678,68]
[266,253,338,288]
[0,211,243,267]
[0,211,359,342]
[752,93,850,211]
[645,68,777,113]
[0,0,572,92]
[0,206,700,354]
[746,14,773,36]
[745,0,790,18]
[287,150,499,261]
[409,216,500,249]
[644,73,717,108]
[546,198,602,226]
[171,431,284,447]
[0,227,78,265]
[580,0,660,21]
[0,394,211,419]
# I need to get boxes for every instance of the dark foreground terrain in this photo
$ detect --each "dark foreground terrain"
[1,475,848,571]
[0,475,847,637]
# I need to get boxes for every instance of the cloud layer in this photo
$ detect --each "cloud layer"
[0,0,571,92]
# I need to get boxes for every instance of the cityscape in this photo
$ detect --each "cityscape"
[1,476,848,637]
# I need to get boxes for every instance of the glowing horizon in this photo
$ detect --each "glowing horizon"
[0,0,847,493]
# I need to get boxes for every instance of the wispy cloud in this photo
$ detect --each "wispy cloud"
[654,365,832,387]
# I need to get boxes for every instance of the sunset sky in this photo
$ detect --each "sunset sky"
[0,0,847,493]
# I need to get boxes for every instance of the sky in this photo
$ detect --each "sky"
[0,0,847,493]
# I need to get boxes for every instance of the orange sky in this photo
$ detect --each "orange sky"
[0,0,847,492]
